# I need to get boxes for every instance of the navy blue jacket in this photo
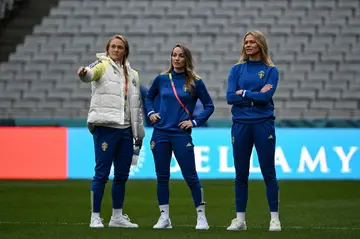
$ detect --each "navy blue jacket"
[226,60,279,123]
[146,70,214,133]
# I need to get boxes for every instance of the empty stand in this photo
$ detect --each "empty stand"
[0,0,359,120]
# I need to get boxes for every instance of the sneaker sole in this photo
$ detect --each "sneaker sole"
[108,223,139,228]
[196,227,209,230]
[269,228,281,232]
[195,223,210,230]
[226,227,247,231]
[153,225,173,229]
[90,225,104,228]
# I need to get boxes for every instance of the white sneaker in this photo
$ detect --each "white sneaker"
[90,216,104,228]
[269,219,281,231]
[195,216,209,230]
[153,215,172,229]
[108,214,139,228]
[226,218,247,231]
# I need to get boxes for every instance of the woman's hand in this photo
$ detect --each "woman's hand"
[149,113,161,124]
[236,89,243,95]
[178,120,193,130]
[261,84,273,92]
[77,66,87,77]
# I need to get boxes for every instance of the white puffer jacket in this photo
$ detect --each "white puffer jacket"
[79,53,145,140]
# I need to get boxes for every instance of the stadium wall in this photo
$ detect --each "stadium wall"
[0,127,359,180]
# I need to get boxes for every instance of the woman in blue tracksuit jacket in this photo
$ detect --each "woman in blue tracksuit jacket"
[145,44,214,230]
[226,30,281,232]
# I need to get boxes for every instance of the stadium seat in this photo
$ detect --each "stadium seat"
[0,0,359,119]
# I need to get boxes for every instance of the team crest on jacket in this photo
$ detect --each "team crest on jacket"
[150,141,155,150]
[132,78,136,86]
[232,136,235,144]
[183,85,188,92]
[102,142,108,151]
[258,71,265,79]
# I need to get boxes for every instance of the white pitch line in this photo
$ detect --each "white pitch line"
[0,221,359,230]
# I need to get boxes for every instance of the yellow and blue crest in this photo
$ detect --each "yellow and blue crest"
[150,141,155,150]
[102,142,108,151]
[258,71,265,79]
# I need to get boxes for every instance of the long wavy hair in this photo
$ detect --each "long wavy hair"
[106,35,130,83]
[239,30,274,66]
[162,44,200,93]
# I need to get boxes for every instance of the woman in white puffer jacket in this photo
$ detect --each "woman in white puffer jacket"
[77,34,144,229]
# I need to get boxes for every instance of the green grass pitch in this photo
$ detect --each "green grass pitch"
[0,180,359,239]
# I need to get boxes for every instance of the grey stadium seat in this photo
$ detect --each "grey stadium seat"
[0,0,359,119]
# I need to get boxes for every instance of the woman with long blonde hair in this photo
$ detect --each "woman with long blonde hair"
[226,30,281,232]
[145,44,214,230]
[77,35,144,229]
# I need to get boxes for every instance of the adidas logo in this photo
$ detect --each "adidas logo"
[186,143,192,147]
[197,210,203,212]
[268,135,274,139]
[160,210,165,213]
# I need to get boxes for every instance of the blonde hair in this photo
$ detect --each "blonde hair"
[106,35,130,84]
[162,44,200,93]
[239,30,274,66]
